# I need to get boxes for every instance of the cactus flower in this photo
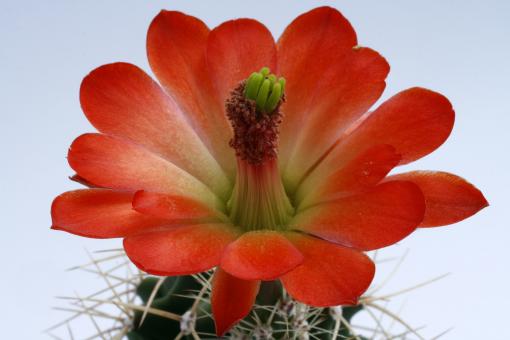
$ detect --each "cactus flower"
[51,7,488,336]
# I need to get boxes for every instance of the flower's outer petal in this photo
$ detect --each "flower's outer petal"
[292,181,425,251]
[207,18,277,104]
[302,87,454,192]
[80,62,230,199]
[297,144,401,209]
[211,268,260,336]
[68,133,221,209]
[281,233,375,307]
[147,11,235,177]
[132,190,222,221]
[388,171,488,227]
[123,224,237,276]
[281,47,389,192]
[220,231,304,280]
[341,88,455,164]
[51,189,172,238]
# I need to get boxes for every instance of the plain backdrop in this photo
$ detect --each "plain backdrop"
[1,0,508,338]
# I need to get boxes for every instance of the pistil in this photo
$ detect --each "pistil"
[226,68,293,231]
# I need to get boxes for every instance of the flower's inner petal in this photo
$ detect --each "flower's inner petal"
[80,62,231,199]
[68,133,222,210]
[132,190,225,222]
[147,11,235,178]
[220,231,303,280]
[207,18,277,106]
[387,171,488,227]
[278,7,389,187]
[291,181,425,251]
[51,189,173,238]
[300,87,455,196]
[211,268,260,336]
[281,232,375,307]
[296,144,401,209]
[280,47,389,193]
[124,224,237,276]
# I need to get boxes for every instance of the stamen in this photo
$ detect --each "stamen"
[228,158,293,231]
[226,67,286,165]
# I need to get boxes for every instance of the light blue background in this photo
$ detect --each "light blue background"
[1,0,508,338]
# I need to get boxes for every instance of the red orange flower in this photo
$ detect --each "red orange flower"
[51,7,488,335]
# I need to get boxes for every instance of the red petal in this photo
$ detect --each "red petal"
[147,11,235,177]
[343,87,454,164]
[281,48,389,191]
[123,224,237,276]
[207,18,276,104]
[293,181,425,251]
[281,233,375,306]
[80,62,230,197]
[303,87,455,191]
[297,144,401,208]
[211,268,260,336]
[132,190,221,221]
[51,189,171,238]
[278,8,388,181]
[68,133,220,208]
[388,171,488,227]
[220,231,303,280]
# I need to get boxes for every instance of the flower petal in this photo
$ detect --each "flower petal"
[207,18,277,104]
[211,268,260,336]
[278,7,388,181]
[123,224,237,276]
[80,62,230,198]
[220,231,303,280]
[297,144,401,209]
[51,189,171,238]
[147,11,235,177]
[281,47,389,191]
[132,190,222,221]
[292,181,425,251]
[302,87,455,192]
[68,133,221,209]
[281,233,375,306]
[388,171,488,227]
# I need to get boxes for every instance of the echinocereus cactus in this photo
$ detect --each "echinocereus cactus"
[51,6,487,338]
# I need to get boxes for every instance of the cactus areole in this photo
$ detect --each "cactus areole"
[51,6,488,336]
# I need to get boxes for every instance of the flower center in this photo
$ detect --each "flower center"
[226,67,293,231]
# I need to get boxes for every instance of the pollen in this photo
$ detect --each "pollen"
[226,79,285,165]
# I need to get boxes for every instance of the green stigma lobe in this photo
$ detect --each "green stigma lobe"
[244,67,285,113]
[256,79,271,112]
[265,83,282,113]
[260,67,270,77]
[245,72,263,100]
[278,77,286,93]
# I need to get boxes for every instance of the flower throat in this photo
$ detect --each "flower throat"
[226,67,294,231]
